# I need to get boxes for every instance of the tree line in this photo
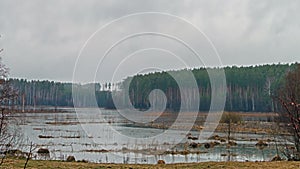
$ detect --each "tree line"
[7,63,298,112]
[118,63,296,112]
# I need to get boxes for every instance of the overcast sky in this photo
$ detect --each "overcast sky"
[0,0,299,83]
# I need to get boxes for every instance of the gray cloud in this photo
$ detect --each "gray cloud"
[0,0,299,82]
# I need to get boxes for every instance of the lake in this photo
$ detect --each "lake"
[9,108,286,164]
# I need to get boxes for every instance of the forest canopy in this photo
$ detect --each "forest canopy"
[8,63,298,112]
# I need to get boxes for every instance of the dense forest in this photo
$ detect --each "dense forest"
[7,63,297,112]
[118,63,296,112]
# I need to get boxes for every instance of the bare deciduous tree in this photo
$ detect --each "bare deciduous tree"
[275,64,300,161]
[0,38,19,165]
[24,141,36,169]
[220,112,242,142]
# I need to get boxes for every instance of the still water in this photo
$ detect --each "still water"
[11,108,282,164]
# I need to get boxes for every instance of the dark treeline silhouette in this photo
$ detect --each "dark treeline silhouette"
[118,63,297,112]
[7,63,297,112]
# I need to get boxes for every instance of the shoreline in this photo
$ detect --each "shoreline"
[2,158,300,169]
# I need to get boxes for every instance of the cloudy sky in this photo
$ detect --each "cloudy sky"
[0,0,299,83]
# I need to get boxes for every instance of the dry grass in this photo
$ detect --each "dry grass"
[2,158,300,169]
[135,111,284,134]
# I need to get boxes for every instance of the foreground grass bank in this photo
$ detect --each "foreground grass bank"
[2,159,300,169]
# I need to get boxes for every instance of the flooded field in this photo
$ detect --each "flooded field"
[9,108,288,164]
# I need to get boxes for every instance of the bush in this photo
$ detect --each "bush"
[37,148,49,154]
[66,156,76,162]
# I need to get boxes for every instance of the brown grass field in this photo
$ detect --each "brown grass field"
[2,159,300,169]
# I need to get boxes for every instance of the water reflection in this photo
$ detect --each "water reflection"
[9,109,288,164]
